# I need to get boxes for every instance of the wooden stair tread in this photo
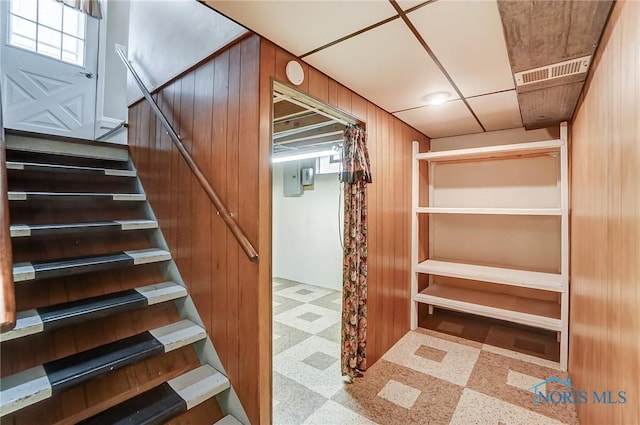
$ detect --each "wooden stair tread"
[8,191,146,201]
[5,131,129,162]
[7,161,136,177]
[0,282,187,342]
[10,220,158,237]
[78,365,230,425]
[0,320,206,417]
[12,248,171,282]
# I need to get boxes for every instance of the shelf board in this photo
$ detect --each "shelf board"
[416,139,563,162]
[415,207,562,216]
[415,259,563,292]
[415,284,562,331]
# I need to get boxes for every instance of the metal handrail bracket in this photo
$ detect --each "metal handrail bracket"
[117,49,258,262]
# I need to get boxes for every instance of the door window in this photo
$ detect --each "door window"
[8,0,86,66]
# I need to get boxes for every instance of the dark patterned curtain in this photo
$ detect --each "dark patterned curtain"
[340,125,372,379]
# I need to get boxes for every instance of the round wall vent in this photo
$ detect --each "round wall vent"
[285,61,304,86]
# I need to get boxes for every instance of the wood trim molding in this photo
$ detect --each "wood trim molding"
[0,128,16,332]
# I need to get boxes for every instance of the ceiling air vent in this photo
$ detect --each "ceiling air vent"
[514,56,591,86]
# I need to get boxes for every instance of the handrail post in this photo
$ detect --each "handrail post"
[117,49,258,262]
[0,85,16,332]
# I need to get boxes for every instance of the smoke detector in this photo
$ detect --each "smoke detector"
[514,56,591,86]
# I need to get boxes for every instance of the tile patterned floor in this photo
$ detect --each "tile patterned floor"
[272,279,579,425]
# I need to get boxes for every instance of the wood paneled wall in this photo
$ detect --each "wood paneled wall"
[129,34,428,425]
[569,1,640,423]
[128,35,267,424]
[259,40,429,365]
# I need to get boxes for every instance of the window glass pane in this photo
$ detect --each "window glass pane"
[10,33,37,51]
[9,15,37,41]
[10,0,37,21]
[37,24,62,59]
[62,6,85,39]
[38,0,63,31]
[62,34,83,65]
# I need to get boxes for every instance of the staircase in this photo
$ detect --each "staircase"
[0,132,246,425]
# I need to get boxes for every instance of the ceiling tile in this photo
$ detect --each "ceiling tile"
[396,0,433,11]
[305,19,458,113]
[207,1,397,56]
[408,0,514,97]
[394,100,483,138]
[467,91,522,131]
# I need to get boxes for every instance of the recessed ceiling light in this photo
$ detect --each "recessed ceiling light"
[424,92,451,106]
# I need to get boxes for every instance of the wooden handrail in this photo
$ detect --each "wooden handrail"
[117,49,258,262]
[0,109,16,331]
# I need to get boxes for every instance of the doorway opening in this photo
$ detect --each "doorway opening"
[270,82,362,423]
[1,0,101,139]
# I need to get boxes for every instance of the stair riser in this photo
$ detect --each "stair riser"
[7,162,135,176]
[78,383,186,425]
[5,134,129,164]
[7,172,139,194]
[9,202,149,225]
[8,192,146,202]
[44,333,165,393]
[39,293,149,331]
[78,365,230,425]
[6,149,130,170]
[13,250,171,283]
[0,321,206,417]
[10,221,158,238]
[1,282,187,342]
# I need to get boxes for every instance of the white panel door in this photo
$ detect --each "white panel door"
[1,0,99,139]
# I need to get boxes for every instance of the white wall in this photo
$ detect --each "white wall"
[101,0,129,121]
[127,0,247,105]
[95,0,130,143]
[430,126,559,151]
[272,163,344,291]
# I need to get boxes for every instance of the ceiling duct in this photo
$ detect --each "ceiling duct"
[514,56,592,86]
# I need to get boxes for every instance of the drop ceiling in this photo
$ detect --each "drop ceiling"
[205,0,613,139]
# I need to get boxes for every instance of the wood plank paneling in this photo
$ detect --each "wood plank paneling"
[129,36,264,424]
[307,67,329,103]
[191,60,215,335]
[258,39,275,425]
[130,35,428,424]
[177,72,195,296]
[210,48,230,379]
[237,36,261,420]
[570,1,640,423]
[224,41,241,392]
[260,40,429,367]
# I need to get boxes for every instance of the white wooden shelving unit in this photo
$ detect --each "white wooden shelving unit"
[411,123,569,370]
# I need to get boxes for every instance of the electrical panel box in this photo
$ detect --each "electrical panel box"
[283,163,303,196]
[301,167,314,185]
